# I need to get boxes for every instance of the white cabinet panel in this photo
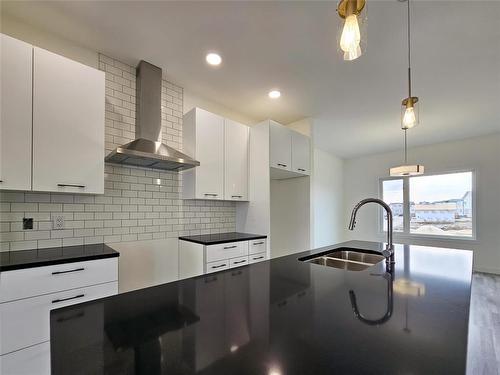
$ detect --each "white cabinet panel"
[205,260,230,274]
[1,341,50,375]
[224,119,249,201]
[32,47,105,194]
[229,256,249,268]
[269,121,292,171]
[0,34,32,191]
[183,108,224,200]
[249,252,267,264]
[0,282,117,355]
[249,239,267,254]
[291,131,311,175]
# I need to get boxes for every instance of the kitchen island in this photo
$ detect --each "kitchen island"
[50,240,473,374]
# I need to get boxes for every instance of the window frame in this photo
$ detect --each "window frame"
[378,169,477,241]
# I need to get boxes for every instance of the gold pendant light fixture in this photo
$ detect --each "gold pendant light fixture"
[390,0,424,177]
[401,0,419,129]
[337,0,366,61]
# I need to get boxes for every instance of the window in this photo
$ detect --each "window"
[380,171,474,239]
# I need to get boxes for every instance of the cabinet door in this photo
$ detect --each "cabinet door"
[224,119,249,201]
[1,341,50,375]
[269,121,291,171]
[0,34,32,191]
[32,47,105,194]
[195,109,224,199]
[291,131,311,175]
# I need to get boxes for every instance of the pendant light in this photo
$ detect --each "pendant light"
[337,0,366,61]
[390,129,424,176]
[401,0,419,129]
[390,0,424,177]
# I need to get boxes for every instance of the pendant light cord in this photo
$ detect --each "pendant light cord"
[404,129,408,164]
[407,0,412,98]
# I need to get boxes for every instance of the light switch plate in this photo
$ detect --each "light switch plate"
[52,215,65,230]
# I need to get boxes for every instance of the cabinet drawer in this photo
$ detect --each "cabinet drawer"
[0,281,117,355]
[0,258,118,303]
[230,256,249,269]
[249,239,267,254]
[205,260,230,274]
[249,253,267,264]
[206,241,248,263]
[1,341,50,375]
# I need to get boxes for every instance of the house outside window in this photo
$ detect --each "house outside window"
[380,170,475,239]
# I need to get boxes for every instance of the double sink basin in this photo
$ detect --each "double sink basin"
[300,247,385,272]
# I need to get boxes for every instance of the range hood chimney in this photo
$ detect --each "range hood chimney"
[105,60,199,171]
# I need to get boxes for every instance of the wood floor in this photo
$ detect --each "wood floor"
[468,272,500,375]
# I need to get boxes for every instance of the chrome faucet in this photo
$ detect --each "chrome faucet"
[348,198,394,268]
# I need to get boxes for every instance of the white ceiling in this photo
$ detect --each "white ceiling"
[2,0,500,158]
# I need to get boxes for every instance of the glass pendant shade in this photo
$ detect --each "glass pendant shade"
[401,97,419,129]
[337,0,366,61]
[390,164,424,177]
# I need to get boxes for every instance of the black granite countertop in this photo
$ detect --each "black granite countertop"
[179,232,267,245]
[0,243,119,272]
[50,240,473,374]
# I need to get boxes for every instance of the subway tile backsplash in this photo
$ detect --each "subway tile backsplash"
[0,54,236,251]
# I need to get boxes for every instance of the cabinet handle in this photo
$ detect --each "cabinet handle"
[52,267,85,275]
[231,195,243,198]
[224,245,237,249]
[52,294,85,304]
[277,163,287,167]
[253,256,265,260]
[253,241,264,245]
[298,168,306,172]
[211,264,227,269]
[204,193,218,197]
[0,180,3,183]
[57,183,85,188]
[233,260,247,265]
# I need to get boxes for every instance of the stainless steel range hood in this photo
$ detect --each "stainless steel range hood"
[105,61,199,171]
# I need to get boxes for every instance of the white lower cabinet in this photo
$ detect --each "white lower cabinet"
[0,257,118,375]
[1,341,51,375]
[179,238,267,278]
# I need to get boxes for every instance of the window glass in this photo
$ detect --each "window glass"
[409,172,473,237]
[382,179,404,232]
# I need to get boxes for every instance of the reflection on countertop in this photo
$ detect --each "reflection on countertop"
[50,240,473,375]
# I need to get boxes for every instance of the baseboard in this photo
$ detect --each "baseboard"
[473,266,500,276]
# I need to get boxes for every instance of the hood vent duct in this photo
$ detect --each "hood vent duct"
[105,60,199,171]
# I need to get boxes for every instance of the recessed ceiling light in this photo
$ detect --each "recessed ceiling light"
[268,90,281,99]
[206,52,222,66]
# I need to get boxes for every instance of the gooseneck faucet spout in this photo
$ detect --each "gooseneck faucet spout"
[348,198,394,268]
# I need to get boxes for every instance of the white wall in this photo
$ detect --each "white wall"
[343,133,500,274]
[312,148,344,248]
[183,89,259,126]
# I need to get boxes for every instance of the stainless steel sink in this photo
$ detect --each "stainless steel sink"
[300,248,385,272]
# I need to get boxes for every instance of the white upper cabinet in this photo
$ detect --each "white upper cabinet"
[32,47,105,194]
[183,108,225,200]
[291,131,311,175]
[0,34,33,191]
[224,119,249,201]
[269,121,292,171]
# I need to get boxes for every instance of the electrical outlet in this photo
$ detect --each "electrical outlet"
[52,215,65,230]
[23,218,34,230]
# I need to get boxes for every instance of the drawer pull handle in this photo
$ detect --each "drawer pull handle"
[231,195,243,198]
[224,245,237,249]
[253,256,264,260]
[0,180,3,183]
[277,163,287,167]
[298,168,306,172]
[52,267,85,275]
[253,241,264,245]
[211,264,227,269]
[52,294,85,304]
[233,260,246,265]
[57,183,85,188]
[204,193,218,197]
